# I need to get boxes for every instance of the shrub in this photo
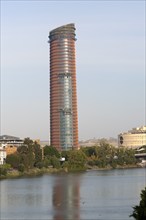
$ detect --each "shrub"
[130,187,146,219]
[51,156,61,169]
[67,150,87,169]
[6,154,20,169]
[87,160,96,166]
[18,163,25,172]
[0,164,11,176]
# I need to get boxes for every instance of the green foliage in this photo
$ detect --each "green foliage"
[33,143,42,166]
[20,152,35,170]
[43,157,52,167]
[50,156,61,169]
[44,145,60,158]
[61,150,70,161]
[124,149,137,165]
[17,140,42,170]
[4,139,61,172]
[67,149,87,169]
[17,145,28,154]
[35,161,44,169]
[6,153,20,169]
[62,161,69,168]
[2,137,139,175]
[2,163,11,169]
[35,155,60,169]
[82,143,137,169]
[116,148,125,165]
[0,166,7,176]
[130,187,146,219]
[87,160,96,166]
[95,159,107,168]
[110,160,117,169]
[0,164,11,176]
[23,137,33,145]
[81,146,97,157]
[116,148,136,166]
[18,163,25,172]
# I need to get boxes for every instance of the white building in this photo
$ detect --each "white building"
[0,135,23,165]
[118,126,146,149]
[0,144,7,165]
[0,135,23,147]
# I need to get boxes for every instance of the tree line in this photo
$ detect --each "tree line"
[0,138,140,176]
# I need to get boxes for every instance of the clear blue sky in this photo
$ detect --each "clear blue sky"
[1,0,145,141]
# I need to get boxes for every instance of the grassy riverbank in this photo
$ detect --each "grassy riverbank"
[0,164,143,180]
[87,164,142,170]
[0,167,64,179]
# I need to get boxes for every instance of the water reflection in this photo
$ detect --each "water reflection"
[0,169,145,220]
[52,174,80,220]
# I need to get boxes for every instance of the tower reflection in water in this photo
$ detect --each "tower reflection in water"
[52,174,80,220]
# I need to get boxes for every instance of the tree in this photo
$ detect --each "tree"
[33,142,42,166]
[17,145,28,155]
[116,148,125,166]
[18,163,25,172]
[44,145,60,158]
[130,187,146,220]
[20,152,35,170]
[61,150,71,161]
[81,146,97,157]
[23,137,33,145]
[17,144,35,170]
[67,149,87,170]
[6,153,20,169]
[50,156,61,169]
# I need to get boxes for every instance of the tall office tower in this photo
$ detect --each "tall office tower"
[48,23,78,151]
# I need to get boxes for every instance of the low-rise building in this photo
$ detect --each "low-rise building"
[0,143,18,165]
[0,135,24,165]
[0,135,24,147]
[0,144,7,165]
[118,126,146,149]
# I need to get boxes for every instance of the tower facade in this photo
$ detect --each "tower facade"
[49,23,78,151]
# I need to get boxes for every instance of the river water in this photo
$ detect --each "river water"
[0,168,146,220]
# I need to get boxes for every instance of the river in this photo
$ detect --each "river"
[0,168,146,220]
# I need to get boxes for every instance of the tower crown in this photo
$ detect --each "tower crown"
[49,23,76,42]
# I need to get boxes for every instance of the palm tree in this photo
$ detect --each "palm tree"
[130,187,146,220]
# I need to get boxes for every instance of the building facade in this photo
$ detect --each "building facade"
[0,135,23,164]
[0,135,24,147]
[0,144,6,165]
[118,126,146,149]
[48,23,78,151]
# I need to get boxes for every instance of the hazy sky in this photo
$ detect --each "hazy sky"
[1,0,145,141]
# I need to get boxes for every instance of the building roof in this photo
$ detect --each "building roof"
[49,23,76,42]
[49,23,75,35]
[0,135,21,141]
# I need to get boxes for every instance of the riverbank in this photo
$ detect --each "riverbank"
[0,167,63,180]
[0,164,144,180]
[87,163,143,170]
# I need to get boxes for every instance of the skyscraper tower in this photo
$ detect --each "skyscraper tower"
[48,23,78,151]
